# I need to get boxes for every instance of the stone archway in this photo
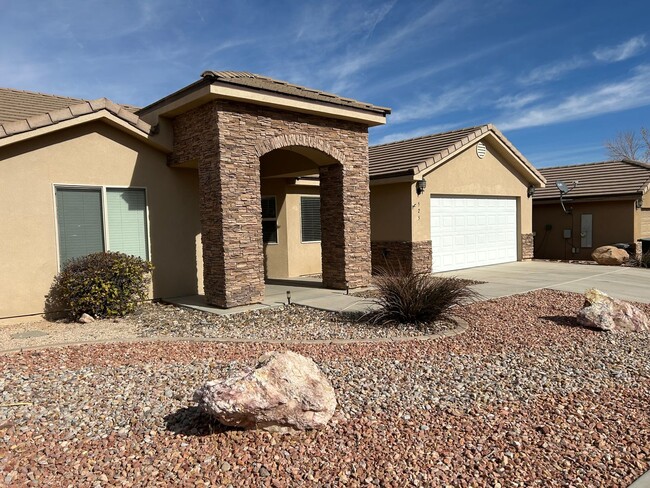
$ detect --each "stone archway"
[171,99,372,308]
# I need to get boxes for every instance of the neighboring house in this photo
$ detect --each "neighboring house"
[0,72,390,321]
[368,125,546,273]
[533,160,650,260]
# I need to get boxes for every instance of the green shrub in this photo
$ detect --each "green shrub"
[369,267,479,325]
[46,252,153,320]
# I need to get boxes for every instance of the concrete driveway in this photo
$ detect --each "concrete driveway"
[436,261,650,303]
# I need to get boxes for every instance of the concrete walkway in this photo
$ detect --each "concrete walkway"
[436,261,650,303]
[166,277,378,315]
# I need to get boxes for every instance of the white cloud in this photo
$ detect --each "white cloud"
[373,122,466,145]
[593,35,647,62]
[389,78,496,124]
[498,65,650,131]
[518,57,589,85]
[525,144,605,168]
[497,92,544,110]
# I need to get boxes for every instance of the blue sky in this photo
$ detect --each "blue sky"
[1,0,649,167]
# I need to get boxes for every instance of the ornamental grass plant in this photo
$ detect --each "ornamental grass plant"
[369,266,479,325]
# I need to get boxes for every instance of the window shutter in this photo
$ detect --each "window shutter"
[301,197,321,242]
[106,189,149,260]
[56,188,104,266]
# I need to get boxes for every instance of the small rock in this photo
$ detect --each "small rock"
[78,313,95,324]
[260,466,270,477]
[220,461,231,472]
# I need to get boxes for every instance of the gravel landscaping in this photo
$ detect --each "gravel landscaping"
[1,289,649,486]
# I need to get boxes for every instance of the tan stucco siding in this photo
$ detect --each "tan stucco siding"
[369,182,413,241]
[416,141,532,244]
[533,200,636,260]
[635,192,650,238]
[0,122,203,319]
[260,179,322,278]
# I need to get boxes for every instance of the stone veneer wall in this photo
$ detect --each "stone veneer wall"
[371,241,432,274]
[521,233,534,260]
[170,99,371,307]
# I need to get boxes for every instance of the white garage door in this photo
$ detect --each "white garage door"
[430,196,517,272]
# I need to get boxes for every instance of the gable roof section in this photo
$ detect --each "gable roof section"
[0,98,152,140]
[200,71,391,114]
[534,159,650,201]
[0,87,139,124]
[369,124,545,186]
[0,88,86,124]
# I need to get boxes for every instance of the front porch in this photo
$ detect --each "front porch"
[164,278,377,316]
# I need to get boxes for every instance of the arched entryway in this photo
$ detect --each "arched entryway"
[258,142,341,288]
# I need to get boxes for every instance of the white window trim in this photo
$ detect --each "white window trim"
[52,183,152,270]
[300,196,321,244]
[261,195,278,245]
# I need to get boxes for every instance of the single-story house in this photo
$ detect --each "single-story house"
[369,125,546,273]
[533,159,650,260]
[0,72,544,322]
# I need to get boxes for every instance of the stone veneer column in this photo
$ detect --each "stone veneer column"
[371,241,432,274]
[521,233,534,260]
[171,99,372,307]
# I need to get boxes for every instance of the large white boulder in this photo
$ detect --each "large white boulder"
[577,288,649,332]
[193,350,337,433]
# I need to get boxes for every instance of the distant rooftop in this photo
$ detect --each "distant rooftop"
[534,160,650,200]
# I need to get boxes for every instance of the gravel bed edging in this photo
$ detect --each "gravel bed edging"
[0,316,468,355]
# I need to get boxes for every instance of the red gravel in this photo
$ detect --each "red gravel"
[1,289,649,487]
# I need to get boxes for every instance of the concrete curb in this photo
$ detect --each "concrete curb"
[629,470,650,488]
[0,317,468,355]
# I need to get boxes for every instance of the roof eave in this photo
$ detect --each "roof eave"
[138,76,389,127]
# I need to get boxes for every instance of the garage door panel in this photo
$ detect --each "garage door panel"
[431,196,517,272]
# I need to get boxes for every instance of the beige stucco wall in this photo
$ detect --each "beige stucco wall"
[369,182,412,241]
[533,199,636,260]
[370,139,533,261]
[634,191,650,238]
[261,179,322,278]
[0,122,203,321]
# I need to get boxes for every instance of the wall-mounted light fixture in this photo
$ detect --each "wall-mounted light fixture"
[527,185,536,198]
[636,198,643,209]
[416,179,427,195]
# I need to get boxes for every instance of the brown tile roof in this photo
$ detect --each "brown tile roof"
[369,124,544,184]
[201,71,391,114]
[0,88,140,125]
[0,97,152,141]
[534,160,650,201]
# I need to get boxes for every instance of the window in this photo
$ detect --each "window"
[261,196,277,244]
[55,186,149,267]
[301,196,321,242]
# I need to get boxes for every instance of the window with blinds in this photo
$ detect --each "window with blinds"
[55,186,149,268]
[56,188,105,266]
[106,189,149,260]
[301,196,321,242]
